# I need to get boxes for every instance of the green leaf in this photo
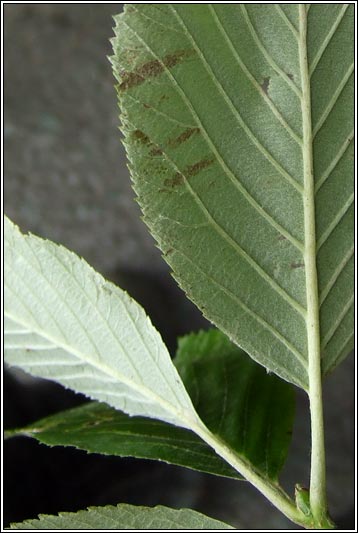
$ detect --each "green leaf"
[5,401,240,480]
[112,4,354,389]
[9,504,234,529]
[175,330,295,481]
[4,215,201,430]
[6,330,295,482]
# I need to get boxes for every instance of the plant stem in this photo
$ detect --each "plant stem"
[191,422,310,527]
[298,5,328,525]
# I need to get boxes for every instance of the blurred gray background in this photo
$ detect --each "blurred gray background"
[4,4,355,530]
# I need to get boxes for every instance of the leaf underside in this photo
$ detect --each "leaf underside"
[6,330,295,482]
[10,504,234,530]
[4,216,199,431]
[112,4,354,389]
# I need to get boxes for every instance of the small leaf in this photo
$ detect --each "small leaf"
[9,504,234,529]
[4,216,200,430]
[112,5,354,389]
[175,330,295,480]
[5,401,240,479]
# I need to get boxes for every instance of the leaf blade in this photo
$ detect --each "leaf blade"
[6,330,295,482]
[112,4,354,388]
[9,504,234,530]
[175,330,295,481]
[4,216,200,430]
[5,401,240,480]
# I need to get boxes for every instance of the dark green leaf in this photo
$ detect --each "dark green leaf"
[6,401,239,480]
[175,330,295,480]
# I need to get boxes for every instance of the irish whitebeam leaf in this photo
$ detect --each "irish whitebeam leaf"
[112,4,354,389]
[10,504,234,530]
[4,216,201,430]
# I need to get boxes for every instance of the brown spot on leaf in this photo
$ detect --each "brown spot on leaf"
[261,77,270,95]
[278,235,287,241]
[291,261,305,269]
[186,157,215,177]
[168,127,200,148]
[286,72,294,81]
[164,173,184,188]
[132,130,151,144]
[119,49,195,91]
[162,157,214,190]
[150,147,163,156]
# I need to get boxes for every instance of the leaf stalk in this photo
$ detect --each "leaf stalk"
[191,422,323,529]
[298,5,330,526]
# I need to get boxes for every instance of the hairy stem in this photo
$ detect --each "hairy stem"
[298,5,329,525]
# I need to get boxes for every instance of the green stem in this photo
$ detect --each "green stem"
[298,5,328,525]
[190,421,310,528]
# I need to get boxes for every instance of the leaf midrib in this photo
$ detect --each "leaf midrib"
[299,5,321,384]
[5,308,196,429]
[5,227,192,412]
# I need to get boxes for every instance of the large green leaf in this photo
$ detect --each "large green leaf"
[112,4,354,389]
[4,216,201,430]
[10,504,233,529]
[5,330,295,481]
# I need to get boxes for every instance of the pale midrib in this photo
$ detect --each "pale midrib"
[5,232,195,422]
[299,5,326,519]
[26,234,185,408]
[5,308,196,429]
[18,235,143,386]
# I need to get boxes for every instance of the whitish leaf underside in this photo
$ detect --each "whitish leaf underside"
[4,216,199,429]
[113,4,354,389]
[10,504,233,530]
